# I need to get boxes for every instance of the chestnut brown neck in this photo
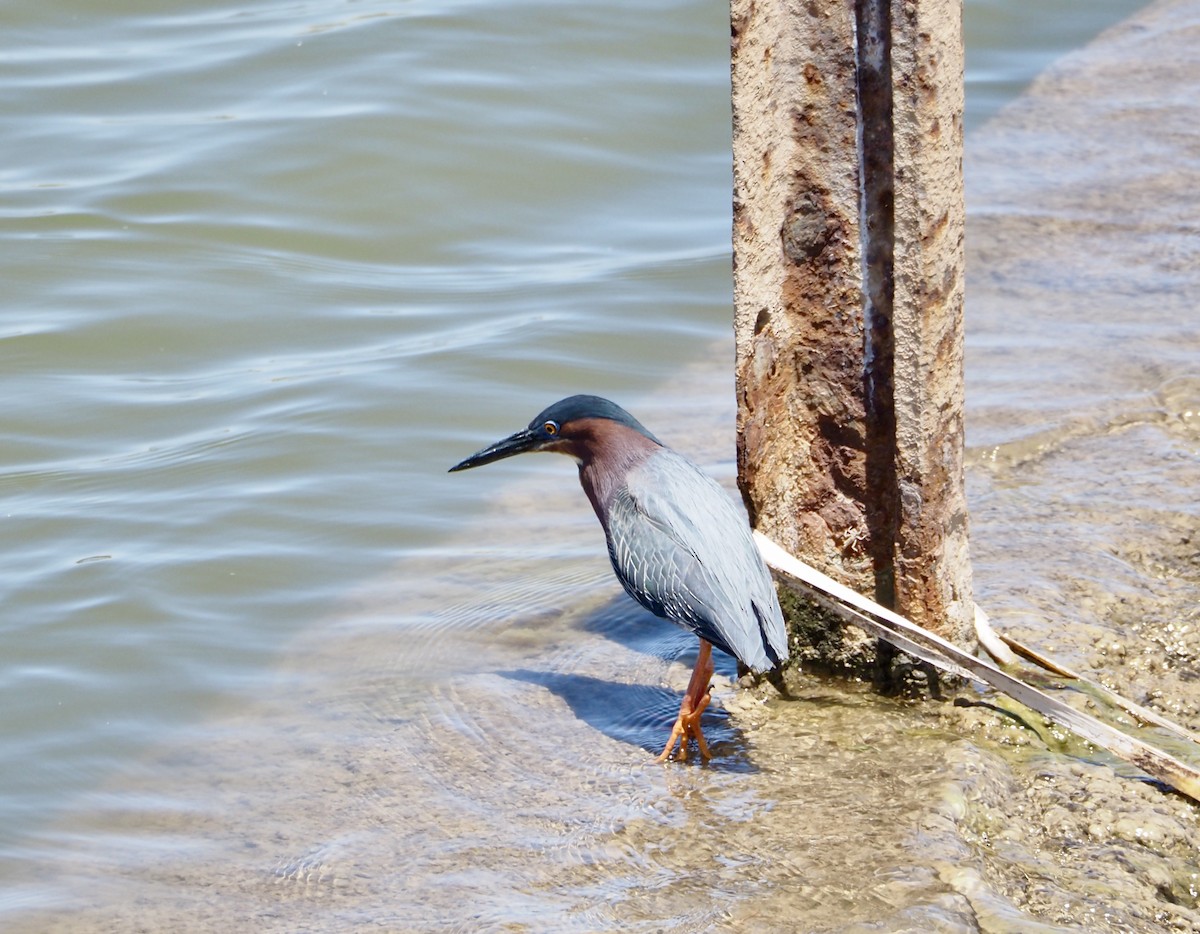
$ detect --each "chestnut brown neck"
[562,417,661,519]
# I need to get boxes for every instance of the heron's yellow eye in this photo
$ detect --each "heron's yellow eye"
[543,421,559,436]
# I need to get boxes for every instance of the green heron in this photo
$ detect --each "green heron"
[449,394,788,762]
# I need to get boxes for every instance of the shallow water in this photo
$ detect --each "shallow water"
[4,0,1194,929]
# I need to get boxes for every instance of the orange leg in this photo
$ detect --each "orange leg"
[656,640,714,763]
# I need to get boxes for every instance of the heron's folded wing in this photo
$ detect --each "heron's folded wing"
[605,450,786,670]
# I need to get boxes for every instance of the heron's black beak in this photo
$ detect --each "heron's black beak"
[448,428,540,472]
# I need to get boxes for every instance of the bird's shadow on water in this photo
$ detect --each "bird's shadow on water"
[496,590,758,769]
[498,668,757,772]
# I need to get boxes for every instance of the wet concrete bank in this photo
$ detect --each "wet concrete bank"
[953,0,1200,927]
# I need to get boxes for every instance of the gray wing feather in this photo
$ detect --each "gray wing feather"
[603,449,788,671]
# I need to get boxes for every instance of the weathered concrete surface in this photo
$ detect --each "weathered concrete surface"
[889,0,972,635]
[731,0,870,599]
[732,0,972,658]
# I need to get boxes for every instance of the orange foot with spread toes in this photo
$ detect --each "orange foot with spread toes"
[656,640,715,763]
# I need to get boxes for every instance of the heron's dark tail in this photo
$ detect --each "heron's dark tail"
[754,601,787,670]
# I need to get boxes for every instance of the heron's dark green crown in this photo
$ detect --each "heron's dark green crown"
[447,395,662,473]
[528,395,661,445]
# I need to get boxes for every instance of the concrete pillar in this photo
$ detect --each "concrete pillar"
[732,0,972,664]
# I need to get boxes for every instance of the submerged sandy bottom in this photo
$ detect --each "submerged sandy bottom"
[10,0,1200,930]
